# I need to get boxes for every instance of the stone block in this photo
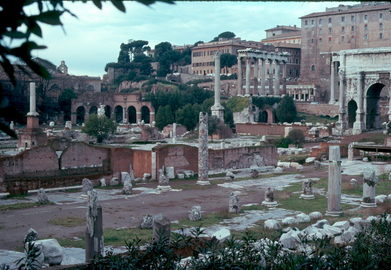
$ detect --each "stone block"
[166,167,175,179]
[34,239,63,266]
[282,217,297,226]
[309,211,323,220]
[211,228,231,241]
[110,177,120,186]
[264,219,281,230]
[295,213,310,223]
[279,228,300,249]
[332,221,350,231]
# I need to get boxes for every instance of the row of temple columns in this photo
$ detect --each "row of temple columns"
[237,51,288,96]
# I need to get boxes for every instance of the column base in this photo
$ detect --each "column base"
[300,194,315,200]
[325,210,343,217]
[196,180,211,185]
[157,185,172,191]
[360,202,377,208]
[261,201,278,208]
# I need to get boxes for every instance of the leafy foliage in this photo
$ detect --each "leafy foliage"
[275,95,297,123]
[211,31,236,42]
[220,53,237,69]
[287,129,305,147]
[82,115,117,143]
[252,96,281,110]
[155,105,174,130]
[225,96,249,113]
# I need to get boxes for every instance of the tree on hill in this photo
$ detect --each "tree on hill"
[82,115,117,143]
[155,105,174,130]
[127,40,150,60]
[220,53,237,74]
[176,104,201,131]
[275,95,297,123]
[211,31,236,41]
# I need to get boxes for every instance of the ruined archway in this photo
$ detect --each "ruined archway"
[347,100,357,129]
[258,111,268,123]
[141,106,150,123]
[89,106,97,115]
[128,106,137,124]
[114,105,123,123]
[366,83,386,130]
[76,106,85,124]
[104,105,111,119]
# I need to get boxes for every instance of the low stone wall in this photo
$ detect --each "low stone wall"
[295,102,339,117]
[236,123,309,137]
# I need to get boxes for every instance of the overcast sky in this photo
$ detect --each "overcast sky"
[32,1,358,77]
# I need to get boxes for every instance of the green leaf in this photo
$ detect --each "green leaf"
[27,20,43,37]
[33,10,64,25]
[3,31,28,39]
[92,0,103,9]
[111,0,126,12]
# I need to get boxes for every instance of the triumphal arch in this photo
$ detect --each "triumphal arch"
[332,47,391,135]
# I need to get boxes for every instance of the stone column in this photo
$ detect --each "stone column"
[253,58,259,95]
[211,52,224,122]
[172,123,177,143]
[268,60,274,95]
[273,60,280,96]
[348,142,355,161]
[237,56,242,96]
[353,72,365,134]
[261,59,266,95]
[197,112,210,185]
[136,111,141,124]
[326,146,343,216]
[85,190,104,263]
[122,107,127,124]
[151,151,157,181]
[245,57,251,96]
[361,167,378,208]
[329,61,336,104]
[337,69,346,133]
[27,82,38,116]
[282,61,287,95]
[152,214,171,243]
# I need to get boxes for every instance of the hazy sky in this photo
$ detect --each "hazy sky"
[31,1,358,77]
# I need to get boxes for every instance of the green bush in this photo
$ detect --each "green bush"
[287,129,305,147]
[275,95,297,123]
[225,96,249,112]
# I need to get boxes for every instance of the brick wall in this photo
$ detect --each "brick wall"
[236,123,309,136]
[295,103,339,117]
[60,143,109,169]
[110,148,133,176]
[155,144,198,175]
[209,145,277,170]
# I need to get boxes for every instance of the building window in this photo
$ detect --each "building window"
[364,24,368,31]
[380,13,383,19]
[329,27,332,34]
[311,19,314,25]
[305,20,308,25]
[341,16,345,22]
[341,26,345,33]
[364,34,368,40]
[380,33,383,39]
[319,37,322,42]
[311,38,314,43]
[364,14,368,21]
[319,28,322,34]
[380,23,383,30]
[351,25,354,31]
[328,17,332,23]
[319,18,322,25]
[351,15,355,22]
[311,65,315,71]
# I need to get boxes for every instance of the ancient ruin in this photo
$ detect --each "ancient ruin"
[85,190,103,262]
[197,112,210,185]
[326,146,343,216]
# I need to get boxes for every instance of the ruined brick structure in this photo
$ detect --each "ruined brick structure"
[71,92,155,125]
[236,123,309,137]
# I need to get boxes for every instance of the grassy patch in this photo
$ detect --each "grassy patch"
[57,237,84,249]
[3,193,30,200]
[104,228,152,246]
[48,216,85,227]
[96,184,122,190]
[232,224,282,241]
[173,211,238,230]
[297,112,337,125]
[279,154,309,165]
[0,202,43,211]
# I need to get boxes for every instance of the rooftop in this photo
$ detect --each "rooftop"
[265,25,301,32]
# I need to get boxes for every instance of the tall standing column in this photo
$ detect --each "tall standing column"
[261,59,266,95]
[337,69,346,132]
[282,61,287,95]
[237,57,242,96]
[27,82,38,116]
[122,107,127,124]
[253,58,259,95]
[257,59,262,95]
[85,190,104,262]
[197,112,210,185]
[329,61,336,104]
[273,60,280,95]
[268,60,274,95]
[245,57,251,96]
[172,123,177,143]
[353,72,365,134]
[326,146,343,216]
[211,52,225,121]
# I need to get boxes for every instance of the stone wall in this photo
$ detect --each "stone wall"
[295,103,339,117]
[110,148,133,176]
[209,145,277,170]
[60,143,109,169]
[236,123,309,136]
[154,144,198,175]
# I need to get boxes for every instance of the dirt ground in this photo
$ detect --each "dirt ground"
[0,180,265,250]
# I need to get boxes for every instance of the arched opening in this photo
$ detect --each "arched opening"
[128,106,137,124]
[141,106,150,123]
[258,111,268,123]
[89,106,97,115]
[105,105,112,119]
[114,106,123,123]
[366,83,386,130]
[347,100,357,129]
[76,106,85,124]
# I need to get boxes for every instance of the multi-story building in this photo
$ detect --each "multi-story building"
[261,25,301,45]
[191,38,273,76]
[299,1,391,103]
